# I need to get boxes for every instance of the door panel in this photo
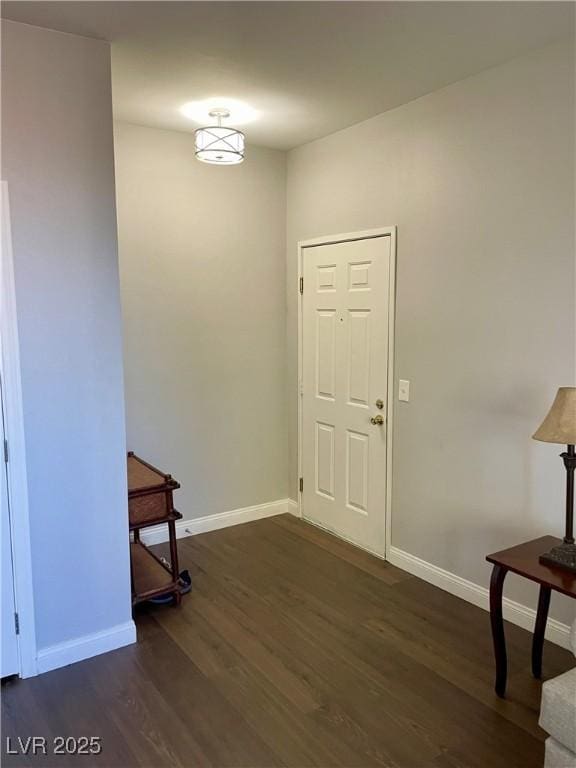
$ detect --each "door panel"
[346,429,369,514]
[347,310,371,406]
[302,235,390,555]
[316,311,336,400]
[315,422,335,499]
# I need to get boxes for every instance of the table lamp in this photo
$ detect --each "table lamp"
[533,387,576,573]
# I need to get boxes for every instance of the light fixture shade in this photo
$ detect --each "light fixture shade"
[533,387,576,444]
[194,126,245,165]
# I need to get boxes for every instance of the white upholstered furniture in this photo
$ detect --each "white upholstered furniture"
[539,620,576,768]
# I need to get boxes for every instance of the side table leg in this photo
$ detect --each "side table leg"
[532,585,551,679]
[168,519,181,607]
[489,564,508,697]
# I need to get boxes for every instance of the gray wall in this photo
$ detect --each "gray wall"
[286,40,576,623]
[1,21,133,650]
[114,122,288,519]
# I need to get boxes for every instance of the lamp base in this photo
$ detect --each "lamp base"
[539,542,576,574]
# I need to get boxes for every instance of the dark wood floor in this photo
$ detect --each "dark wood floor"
[2,514,574,768]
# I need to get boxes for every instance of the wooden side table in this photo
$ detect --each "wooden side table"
[486,536,576,697]
[128,452,183,606]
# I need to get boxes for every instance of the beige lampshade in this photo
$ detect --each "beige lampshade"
[533,387,576,445]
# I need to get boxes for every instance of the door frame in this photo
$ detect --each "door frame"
[297,226,397,560]
[1,181,37,677]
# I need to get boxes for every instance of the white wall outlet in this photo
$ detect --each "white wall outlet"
[399,379,410,402]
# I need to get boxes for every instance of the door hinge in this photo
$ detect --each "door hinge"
[3,439,8,464]
[14,612,20,635]
[299,477,303,493]
[299,277,304,295]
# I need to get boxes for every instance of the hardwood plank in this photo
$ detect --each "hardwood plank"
[212,665,364,768]
[83,640,213,768]
[2,515,573,768]
[271,513,409,585]
[133,613,284,768]
[2,661,140,767]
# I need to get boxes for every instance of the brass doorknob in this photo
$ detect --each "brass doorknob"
[370,415,384,425]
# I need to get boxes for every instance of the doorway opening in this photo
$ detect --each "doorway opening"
[1,181,37,679]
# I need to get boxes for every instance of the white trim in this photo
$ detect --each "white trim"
[297,227,397,250]
[0,181,37,678]
[287,499,299,517]
[36,621,136,675]
[297,227,397,556]
[384,228,396,559]
[138,498,291,546]
[388,546,572,650]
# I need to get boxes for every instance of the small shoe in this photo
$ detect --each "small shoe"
[178,569,192,595]
[147,592,175,605]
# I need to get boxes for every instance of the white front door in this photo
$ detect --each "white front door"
[302,235,391,556]
[1,373,19,678]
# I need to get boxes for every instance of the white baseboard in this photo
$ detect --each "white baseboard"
[139,498,292,546]
[388,546,572,650]
[36,621,137,675]
[287,499,300,517]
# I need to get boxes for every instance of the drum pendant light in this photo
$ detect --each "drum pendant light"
[194,108,245,165]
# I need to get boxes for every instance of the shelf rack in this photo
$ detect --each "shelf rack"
[127,452,182,606]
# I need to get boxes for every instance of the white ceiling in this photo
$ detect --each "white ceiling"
[2,1,573,150]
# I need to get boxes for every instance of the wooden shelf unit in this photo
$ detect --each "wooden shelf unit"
[128,452,182,606]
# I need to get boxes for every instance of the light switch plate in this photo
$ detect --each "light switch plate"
[399,379,410,402]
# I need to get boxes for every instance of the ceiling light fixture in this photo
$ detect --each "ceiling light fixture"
[181,99,258,126]
[194,109,245,165]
